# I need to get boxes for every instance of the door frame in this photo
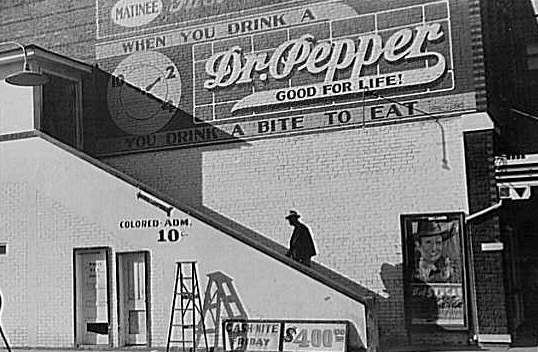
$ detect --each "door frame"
[73,247,113,347]
[116,251,151,347]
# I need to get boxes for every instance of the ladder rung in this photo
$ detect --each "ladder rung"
[177,295,198,300]
[168,262,207,350]
[173,308,194,312]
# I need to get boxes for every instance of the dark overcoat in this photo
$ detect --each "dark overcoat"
[289,223,316,259]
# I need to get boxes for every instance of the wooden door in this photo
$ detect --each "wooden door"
[75,249,109,345]
[118,252,148,345]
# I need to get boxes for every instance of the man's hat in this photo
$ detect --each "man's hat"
[416,221,453,240]
[285,210,301,219]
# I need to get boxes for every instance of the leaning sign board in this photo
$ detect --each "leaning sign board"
[223,320,281,351]
[223,320,347,352]
[282,322,347,352]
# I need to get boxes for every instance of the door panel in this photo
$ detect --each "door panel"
[119,252,148,345]
[75,250,109,345]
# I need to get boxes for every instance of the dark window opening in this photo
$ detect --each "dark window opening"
[42,74,78,147]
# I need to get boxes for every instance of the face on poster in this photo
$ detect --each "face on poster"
[401,213,467,328]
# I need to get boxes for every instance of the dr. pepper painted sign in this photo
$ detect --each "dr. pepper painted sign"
[91,0,476,155]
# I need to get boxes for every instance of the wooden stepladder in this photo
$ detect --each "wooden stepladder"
[166,262,209,352]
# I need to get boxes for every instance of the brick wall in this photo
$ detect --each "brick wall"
[0,137,370,350]
[468,0,487,111]
[464,130,509,336]
[0,0,486,347]
[0,181,166,348]
[0,182,31,345]
[104,115,471,345]
[0,0,96,63]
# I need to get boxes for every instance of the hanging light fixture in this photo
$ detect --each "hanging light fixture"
[1,41,49,86]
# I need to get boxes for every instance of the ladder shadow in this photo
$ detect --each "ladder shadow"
[196,271,248,350]
[190,206,381,352]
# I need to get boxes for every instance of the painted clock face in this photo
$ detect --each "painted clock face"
[107,50,182,136]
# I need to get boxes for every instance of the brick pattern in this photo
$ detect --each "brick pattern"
[192,1,454,122]
[0,182,30,345]
[105,115,471,345]
[468,0,487,111]
[0,0,485,347]
[0,182,173,347]
[0,164,371,350]
[464,130,509,335]
[34,191,180,347]
[0,1,96,63]
[96,0,302,39]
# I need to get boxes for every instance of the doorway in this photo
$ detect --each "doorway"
[501,199,538,346]
[74,248,111,346]
[117,251,150,346]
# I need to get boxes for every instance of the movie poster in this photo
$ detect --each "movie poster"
[401,213,468,329]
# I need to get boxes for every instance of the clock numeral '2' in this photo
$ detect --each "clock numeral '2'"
[162,65,178,111]
[165,65,177,79]
[112,74,125,87]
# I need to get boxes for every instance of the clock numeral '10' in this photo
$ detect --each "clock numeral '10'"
[112,74,125,87]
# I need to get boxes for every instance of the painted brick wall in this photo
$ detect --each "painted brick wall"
[30,191,178,348]
[0,182,31,345]
[0,185,188,347]
[0,0,485,347]
[104,115,471,345]
[0,183,114,347]
[0,137,370,350]
[1,183,164,348]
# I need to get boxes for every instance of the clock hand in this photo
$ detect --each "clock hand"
[145,76,162,92]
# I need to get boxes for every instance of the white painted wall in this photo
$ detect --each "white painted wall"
[0,137,368,349]
[0,63,35,135]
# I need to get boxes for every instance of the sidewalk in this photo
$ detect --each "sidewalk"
[4,346,538,352]
[383,345,538,352]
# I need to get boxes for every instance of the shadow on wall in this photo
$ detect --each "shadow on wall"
[78,67,250,207]
[189,210,377,351]
[379,262,473,348]
[379,263,408,348]
[78,68,382,350]
[501,199,538,347]
[197,271,248,349]
[195,270,369,352]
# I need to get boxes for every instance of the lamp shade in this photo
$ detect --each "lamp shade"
[0,41,49,86]
[5,69,49,86]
